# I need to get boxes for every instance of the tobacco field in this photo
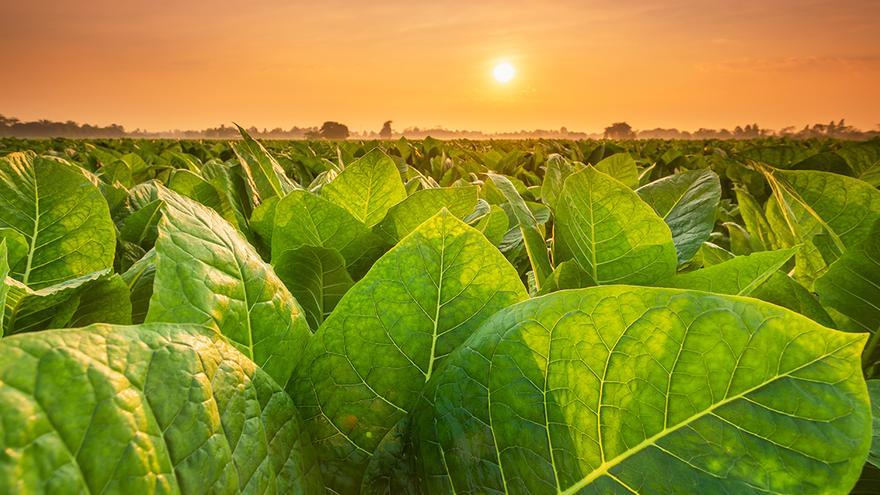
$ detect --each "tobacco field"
[1,131,879,494]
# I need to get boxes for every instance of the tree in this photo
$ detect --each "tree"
[604,122,635,139]
[379,120,393,139]
[319,121,350,140]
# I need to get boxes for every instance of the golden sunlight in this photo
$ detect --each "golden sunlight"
[492,62,515,84]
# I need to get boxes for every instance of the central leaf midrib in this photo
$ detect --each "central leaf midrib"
[424,225,447,382]
[22,167,40,286]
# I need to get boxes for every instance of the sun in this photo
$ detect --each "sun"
[493,62,515,84]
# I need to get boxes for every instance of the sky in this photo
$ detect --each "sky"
[2,0,879,133]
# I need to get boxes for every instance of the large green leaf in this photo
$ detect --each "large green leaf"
[814,219,880,333]
[473,204,509,245]
[750,272,836,328]
[0,152,116,290]
[541,154,582,208]
[489,174,553,289]
[168,168,248,233]
[322,149,407,227]
[766,169,880,266]
[658,248,796,296]
[0,323,322,494]
[288,211,527,494]
[68,273,132,327]
[836,140,880,181]
[741,144,814,168]
[3,269,110,336]
[119,198,163,248]
[120,249,155,324]
[375,186,478,242]
[231,125,298,204]
[594,152,639,189]
[271,190,386,279]
[735,187,777,250]
[409,286,870,495]
[146,188,310,386]
[637,169,721,263]
[537,260,594,295]
[555,167,677,285]
[0,228,27,269]
[273,246,353,330]
[249,195,279,246]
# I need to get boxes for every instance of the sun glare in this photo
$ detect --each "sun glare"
[493,62,515,84]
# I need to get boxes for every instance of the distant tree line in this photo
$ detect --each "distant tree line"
[617,119,877,140]
[1,114,877,140]
[0,115,126,138]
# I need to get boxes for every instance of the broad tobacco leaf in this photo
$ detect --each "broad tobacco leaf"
[473,204,509,245]
[541,154,583,209]
[767,169,880,276]
[68,273,132,327]
[273,246,354,330]
[537,260,594,295]
[322,149,407,227]
[271,190,387,279]
[750,272,836,328]
[231,125,298,204]
[409,286,871,495]
[637,169,721,263]
[0,323,323,494]
[696,241,735,266]
[375,186,478,243]
[3,269,110,336]
[119,198,163,248]
[120,249,156,324]
[0,228,27,269]
[740,144,814,169]
[489,174,553,289]
[836,140,880,184]
[658,248,796,296]
[814,219,880,333]
[555,167,677,285]
[594,152,639,189]
[0,152,116,290]
[735,187,777,251]
[287,210,527,494]
[146,188,310,386]
[168,168,249,234]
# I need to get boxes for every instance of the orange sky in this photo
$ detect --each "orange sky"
[2,0,879,133]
